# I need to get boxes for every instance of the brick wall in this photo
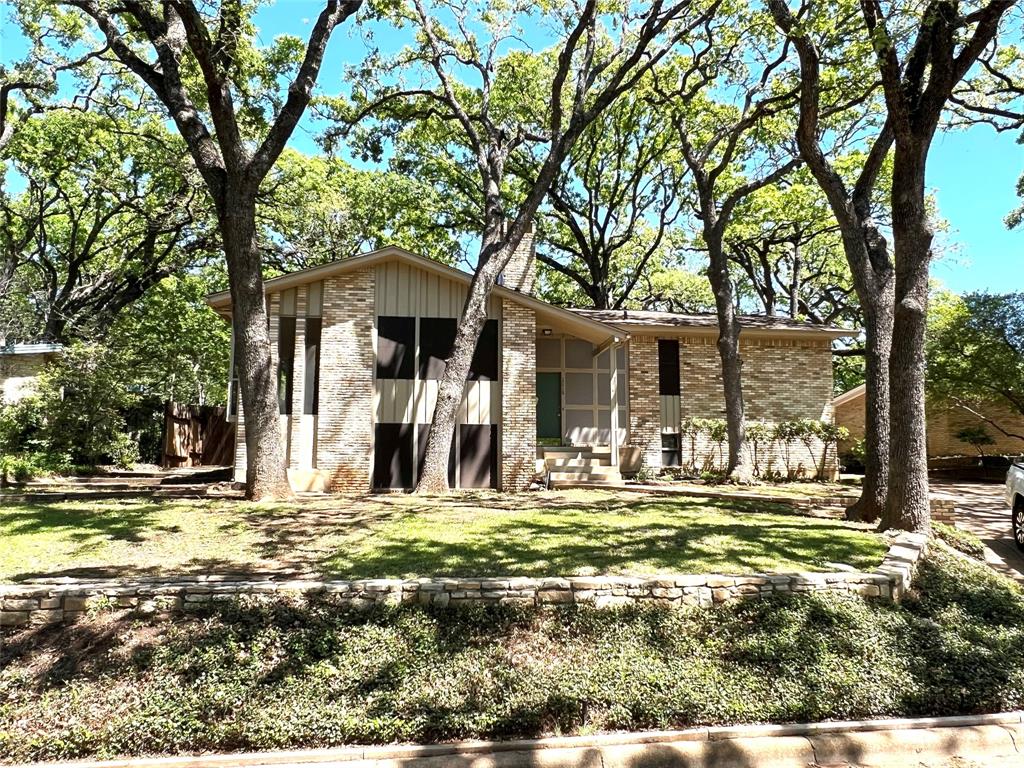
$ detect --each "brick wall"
[318,269,375,492]
[835,389,1024,458]
[627,335,662,468]
[656,334,837,477]
[501,299,537,490]
[502,223,535,295]
[0,353,50,403]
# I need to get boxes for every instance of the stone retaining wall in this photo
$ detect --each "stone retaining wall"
[0,533,928,629]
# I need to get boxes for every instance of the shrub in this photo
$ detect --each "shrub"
[30,343,143,468]
[954,426,995,457]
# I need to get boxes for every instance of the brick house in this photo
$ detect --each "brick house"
[834,384,1024,459]
[207,232,849,492]
[0,343,62,404]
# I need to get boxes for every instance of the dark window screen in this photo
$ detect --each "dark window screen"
[420,317,498,381]
[377,316,415,379]
[278,316,296,414]
[419,317,457,380]
[661,432,682,467]
[304,317,322,415]
[470,319,499,380]
[459,424,497,488]
[658,339,681,396]
[373,423,414,489]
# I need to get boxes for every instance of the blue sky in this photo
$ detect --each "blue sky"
[2,2,1022,295]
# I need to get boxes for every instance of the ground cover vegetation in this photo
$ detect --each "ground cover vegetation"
[0,491,885,582]
[1,547,1022,762]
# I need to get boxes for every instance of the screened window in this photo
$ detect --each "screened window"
[662,433,682,467]
[377,316,415,380]
[419,317,457,380]
[658,339,681,396]
[277,316,296,415]
[419,318,498,380]
[304,317,322,415]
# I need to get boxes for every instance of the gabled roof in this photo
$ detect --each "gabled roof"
[0,342,63,356]
[571,308,853,340]
[832,383,866,407]
[206,246,626,345]
[206,245,854,343]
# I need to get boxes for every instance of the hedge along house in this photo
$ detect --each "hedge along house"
[207,229,850,492]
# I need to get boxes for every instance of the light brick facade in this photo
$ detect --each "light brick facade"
[834,387,1024,459]
[0,351,54,403]
[501,298,537,490]
[668,335,837,478]
[626,335,662,469]
[317,270,376,492]
[502,223,536,295]
[219,249,842,491]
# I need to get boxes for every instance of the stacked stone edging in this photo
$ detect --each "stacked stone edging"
[0,533,928,629]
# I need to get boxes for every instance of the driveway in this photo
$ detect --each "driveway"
[931,480,1024,583]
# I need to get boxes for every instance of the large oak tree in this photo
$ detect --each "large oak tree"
[20,0,363,499]
[348,0,721,492]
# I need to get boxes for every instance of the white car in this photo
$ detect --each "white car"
[1006,461,1024,552]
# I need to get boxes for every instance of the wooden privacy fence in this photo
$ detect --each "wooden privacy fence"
[163,402,235,468]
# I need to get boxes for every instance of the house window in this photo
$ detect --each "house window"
[662,433,682,467]
[304,317,322,415]
[377,316,415,379]
[277,316,296,415]
[418,318,498,380]
[658,339,680,396]
[419,317,457,379]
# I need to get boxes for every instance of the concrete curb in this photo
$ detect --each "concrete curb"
[9,712,1024,768]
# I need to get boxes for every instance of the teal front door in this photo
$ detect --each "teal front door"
[536,372,561,441]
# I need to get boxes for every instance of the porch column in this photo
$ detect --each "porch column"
[500,299,537,490]
[609,342,620,466]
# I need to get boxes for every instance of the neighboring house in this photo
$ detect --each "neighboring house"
[833,384,1024,459]
[207,231,849,492]
[0,343,62,403]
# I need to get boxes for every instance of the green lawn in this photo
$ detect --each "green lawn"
[0,490,885,581]
[2,547,1023,763]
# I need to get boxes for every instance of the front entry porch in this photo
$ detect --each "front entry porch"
[533,330,633,487]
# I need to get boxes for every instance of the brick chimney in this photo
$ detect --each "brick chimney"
[500,221,536,295]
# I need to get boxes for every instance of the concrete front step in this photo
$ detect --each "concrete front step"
[548,463,621,475]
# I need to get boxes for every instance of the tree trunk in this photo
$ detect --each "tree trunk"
[707,233,754,483]
[879,147,931,532]
[844,296,892,523]
[220,192,291,501]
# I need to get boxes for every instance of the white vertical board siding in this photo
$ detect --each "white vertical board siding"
[374,261,499,319]
[660,395,681,433]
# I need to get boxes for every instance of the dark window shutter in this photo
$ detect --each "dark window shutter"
[373,423,414,489]
[278,317,297,414]
[458,424,497,488]
[469,319,499,381]
[304,317,322,415]
[658,339,681,396]
[377,316,415,380]
[419,317,458,380]
[661,433,681,467]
